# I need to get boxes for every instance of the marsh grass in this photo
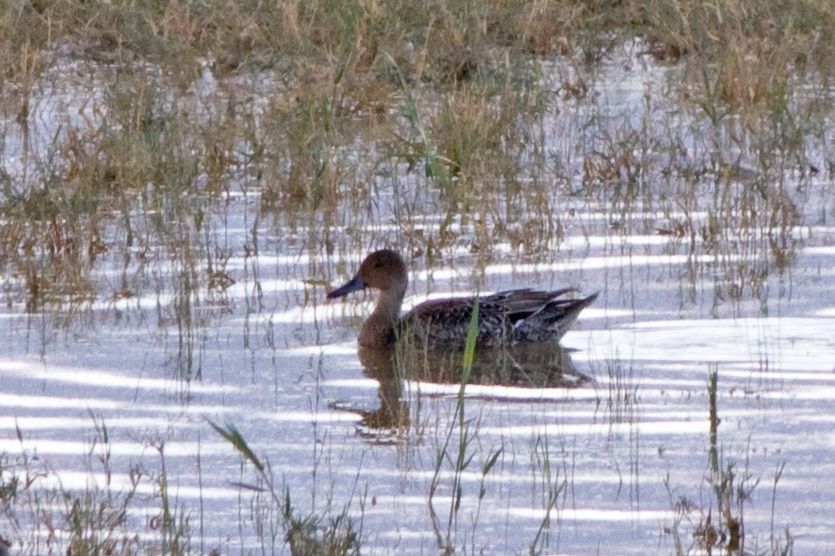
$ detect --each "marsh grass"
[663,369,792,554]
[0,417,197,555]
[1,418,363,554]
[209,420,363,555]
[599,358,639,426]
[3,0,831,314]
[528,433,567,555]
[427,299,483,553]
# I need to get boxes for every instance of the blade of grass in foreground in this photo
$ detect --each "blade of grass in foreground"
[459,298,479,394]
[428,298,482,551]
[207,419,264,472]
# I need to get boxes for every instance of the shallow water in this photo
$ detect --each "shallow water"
[2,43,835,554]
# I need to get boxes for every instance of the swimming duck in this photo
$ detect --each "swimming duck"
[327,249,598,350]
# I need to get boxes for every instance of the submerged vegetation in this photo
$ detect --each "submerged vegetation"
[1,0,834,553]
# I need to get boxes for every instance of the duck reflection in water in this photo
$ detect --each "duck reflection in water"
[327,250,597,438]
[350,342,590,438]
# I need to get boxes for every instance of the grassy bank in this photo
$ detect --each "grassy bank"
[3,1,833,82]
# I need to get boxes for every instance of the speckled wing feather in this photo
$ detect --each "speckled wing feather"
[400,297,488,349]
[510,291,599,344]
[400,288,591,349]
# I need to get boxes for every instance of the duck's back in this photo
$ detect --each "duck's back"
[400,289,593,349]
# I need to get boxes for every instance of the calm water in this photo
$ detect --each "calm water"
[2,43,835,554]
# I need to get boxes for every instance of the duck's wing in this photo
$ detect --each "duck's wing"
[401,297,489,348]
[481,289,576,323]
[400,289,582,349]
[510,291,599,343]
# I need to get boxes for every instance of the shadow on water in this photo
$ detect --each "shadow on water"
[337,343,591,438]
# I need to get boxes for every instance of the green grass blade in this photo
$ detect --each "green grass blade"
[461,298,479,387]
[207,419,264,472]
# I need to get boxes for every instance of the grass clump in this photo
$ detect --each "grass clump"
[663,369,793,555]
[209,420,363,555]
[644,0,834,103]
[3,0,831,284]
[0,419,191,555]
[6,1,830,105]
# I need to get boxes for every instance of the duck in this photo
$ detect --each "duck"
[327,249,598,350]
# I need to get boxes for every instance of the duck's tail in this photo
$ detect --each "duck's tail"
[511,291,598,344]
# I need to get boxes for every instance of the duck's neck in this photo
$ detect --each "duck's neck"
[359,286,406,349]
[374,287,405,323]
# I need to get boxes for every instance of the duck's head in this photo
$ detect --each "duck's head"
[327,249,408,299]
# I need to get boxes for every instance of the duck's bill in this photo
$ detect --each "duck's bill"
[327,276,365,299]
